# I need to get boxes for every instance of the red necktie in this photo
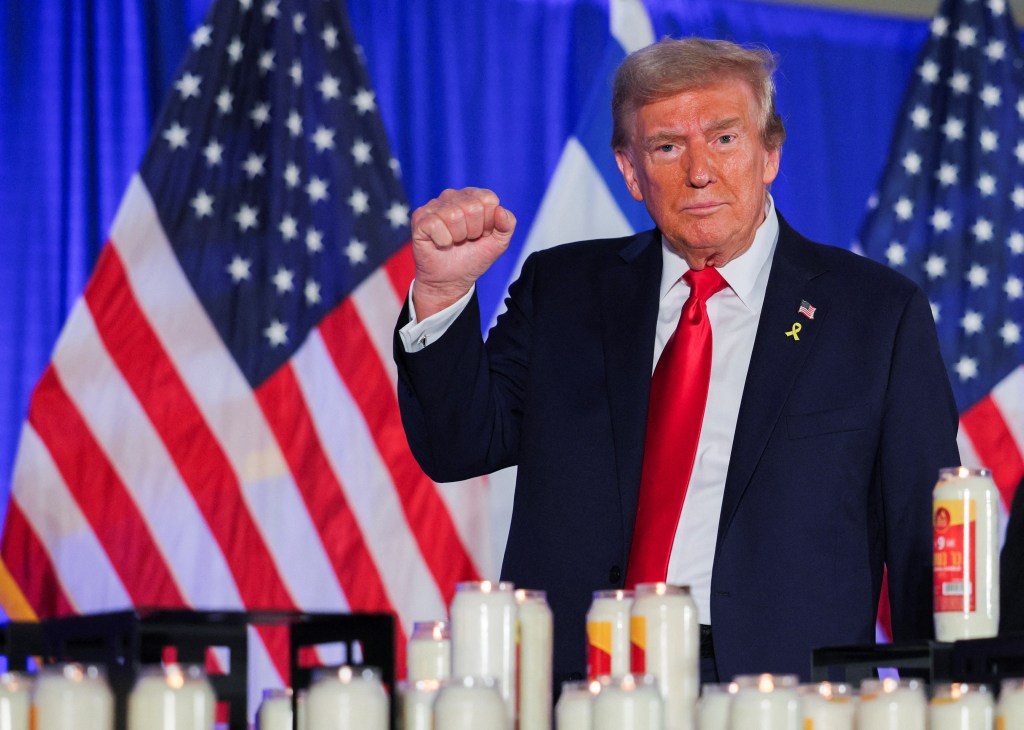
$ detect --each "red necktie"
[625,266,727,587]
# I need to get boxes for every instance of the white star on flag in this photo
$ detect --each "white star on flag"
[348,188,370,215]
[226,255,251,282]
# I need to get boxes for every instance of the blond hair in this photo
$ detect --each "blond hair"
[611,37,786,151]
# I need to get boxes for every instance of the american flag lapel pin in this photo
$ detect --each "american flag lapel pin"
[798,300,816,320]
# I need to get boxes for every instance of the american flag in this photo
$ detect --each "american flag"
[0,0,490,701]
[858,0,1024,513]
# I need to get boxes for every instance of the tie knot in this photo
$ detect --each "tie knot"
[683,266,727,302]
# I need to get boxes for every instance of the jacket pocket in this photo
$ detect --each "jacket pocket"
[786,403,872,440]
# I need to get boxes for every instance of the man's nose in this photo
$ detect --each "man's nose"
[685,149,713,187]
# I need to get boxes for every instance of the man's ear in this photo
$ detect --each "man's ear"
[615,148,644,202]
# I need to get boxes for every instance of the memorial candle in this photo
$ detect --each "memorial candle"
[587,590,633,680]
[33,664,114,730]
[408,621,451,683]
[728,674,801,730]
[630,583,699,730]
[399,679,440,730]
[0,673,30,730]
[591,674,662,730]
[997,678,1024,729]
[256,689,292,730]
[433,677,506,730]
[295,689,309,730]
[449,581,517,728]
[929,683,994,730]
[856,678,926,730]
[515,589,553,730]
[697,684,733,730]
[554,680,599,730]
[800,682,855,730]
[933,467,1000,641]
[306,666,388,730]
[127,664,215,730]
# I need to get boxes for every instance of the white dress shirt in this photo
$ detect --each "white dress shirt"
[659,199,778,624]
[400,197,781,624]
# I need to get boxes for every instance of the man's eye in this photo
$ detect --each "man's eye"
[718,134,736,144]
[658,144,675,152]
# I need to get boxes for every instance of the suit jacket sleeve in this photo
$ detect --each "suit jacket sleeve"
[393,254,538,483]
[880,284,961,642]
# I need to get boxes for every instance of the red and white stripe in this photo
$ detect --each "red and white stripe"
[959,364,1024,516]
[2,176,492,710]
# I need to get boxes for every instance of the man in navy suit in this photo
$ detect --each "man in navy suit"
[394,38,960,685]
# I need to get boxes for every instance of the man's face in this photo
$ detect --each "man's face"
[615,80,781,268]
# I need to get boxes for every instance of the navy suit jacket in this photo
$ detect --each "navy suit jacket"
[394,215,960,683]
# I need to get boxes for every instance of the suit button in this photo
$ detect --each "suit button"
[609,565,622,583]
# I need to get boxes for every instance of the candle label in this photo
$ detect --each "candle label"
[587,622,612,680]
[934,498,976,612]
[629,616,646,673]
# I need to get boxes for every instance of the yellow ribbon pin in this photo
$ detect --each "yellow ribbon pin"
[785,322,802,340]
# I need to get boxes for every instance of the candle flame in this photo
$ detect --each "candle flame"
[166,667,185,690]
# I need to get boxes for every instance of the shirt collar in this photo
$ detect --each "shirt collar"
[659,193,780,309]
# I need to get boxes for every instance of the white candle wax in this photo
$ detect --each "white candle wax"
[33,664,114,730]
[450,581,517,728]
[554,680,599,730]
[516,589,553,730]
[999,675,1024,728]
[998,679,1024,729]
[399,679,440,730]
[933,468,1000,641]
[433,677,506,730]
[697,684,733,730]
[306,666,388,730]
[631,583,699,730]
[408,621,451,683]
[0,673,31,730]
[929,683,994,730]
[592,675,662,730]
[295,689,308,730]
[800,683,855,730]
[855,678,926,730]
[728,675,801,730]
[256,689,293,730]
[127,664,215,730]
[587,590,633,679]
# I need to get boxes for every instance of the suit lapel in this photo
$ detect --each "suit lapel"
[717,218,830,543]
[599,230,662,555]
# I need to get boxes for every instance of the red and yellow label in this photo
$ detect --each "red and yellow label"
[630,616,646,673]
[933,498,976,613]
[587,621,612,679]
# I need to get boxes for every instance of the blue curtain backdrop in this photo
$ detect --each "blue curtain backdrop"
[0,0,1006,517]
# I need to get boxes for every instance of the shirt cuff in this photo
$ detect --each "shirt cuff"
[398,282,475,352]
